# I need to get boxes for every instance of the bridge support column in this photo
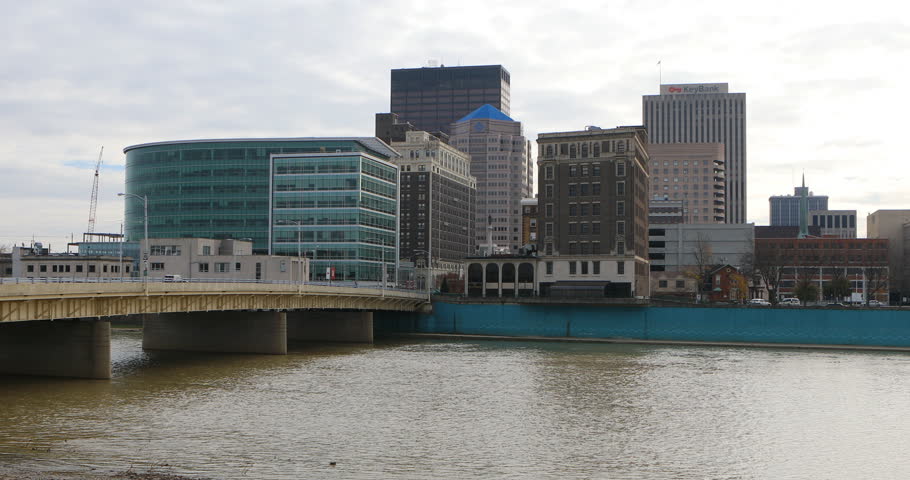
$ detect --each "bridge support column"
[287,311,373,343]
[0,319,111,379]
[143,311,287,354]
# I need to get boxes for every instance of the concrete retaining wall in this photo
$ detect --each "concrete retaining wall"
[376,302,910,349]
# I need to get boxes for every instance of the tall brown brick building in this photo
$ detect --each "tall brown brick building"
[536,126,650,297]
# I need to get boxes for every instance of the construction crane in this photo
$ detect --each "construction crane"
[86,146,103,234]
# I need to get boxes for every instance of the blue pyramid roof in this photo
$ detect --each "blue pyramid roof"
[455,104,515,123]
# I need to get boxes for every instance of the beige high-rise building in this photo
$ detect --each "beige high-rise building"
[867,209,910,300]
[648,143,726,224]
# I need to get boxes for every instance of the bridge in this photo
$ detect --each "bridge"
[0,280,428,379]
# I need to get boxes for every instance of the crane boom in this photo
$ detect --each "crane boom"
[87,146,103,234]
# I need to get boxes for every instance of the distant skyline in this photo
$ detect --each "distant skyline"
[1,0,907,249]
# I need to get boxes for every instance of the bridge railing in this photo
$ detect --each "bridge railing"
[0,276,425,294]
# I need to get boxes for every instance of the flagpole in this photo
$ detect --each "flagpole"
[658,60,662,87]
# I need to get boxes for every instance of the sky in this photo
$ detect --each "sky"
[1,0,907,250]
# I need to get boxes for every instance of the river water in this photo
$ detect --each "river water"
[2,329,910,479]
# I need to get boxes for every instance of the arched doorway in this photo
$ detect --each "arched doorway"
[467,263,484,297]
[485,263,500,298]
[518,263,535,297]
[501,263,516,297]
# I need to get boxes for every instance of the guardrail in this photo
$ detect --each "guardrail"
[0,276,424,294]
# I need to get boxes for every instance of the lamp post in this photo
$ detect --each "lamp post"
[118,193,148,285]
[287,220,303,289]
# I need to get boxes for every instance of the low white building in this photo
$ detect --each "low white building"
[143,238,305,282]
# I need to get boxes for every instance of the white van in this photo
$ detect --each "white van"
[162,274,184,282]
[780,298,801,306]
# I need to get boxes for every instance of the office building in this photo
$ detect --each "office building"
[648,143,725,223]
[643,83,746,223]
[648,223,755,272]
[867,209,910,301]
[146,238,300,282]
[649,199,684,225]
[123,138,400,255]
[810,210,857,238]
[536,126,651,297]
[755,237,889,303]
[11,244,133,279]
[270,149,399,283]
[450,104,533,254]
[769,182,828,227]
[391,64,511,135]
[391,131,476,277]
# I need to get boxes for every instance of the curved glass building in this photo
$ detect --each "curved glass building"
[123,138,400,282]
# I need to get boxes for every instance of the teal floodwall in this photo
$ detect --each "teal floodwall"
[375,301,910,348]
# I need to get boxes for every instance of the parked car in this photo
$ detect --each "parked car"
[749,298,771,306]
[780,298,801,306]
[163,274,185,282]
[868,300,886,307]
[825,302,846,307]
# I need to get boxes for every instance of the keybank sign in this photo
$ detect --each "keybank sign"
[660,83,729,95]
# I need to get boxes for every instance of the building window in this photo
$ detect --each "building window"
[198,263,209,273]
[616,181,625,196]
[592,183,601,195]
[545,223,554,236]
[27,265,34,272]
[593,261,600,274]
[616,161,626,177]
[216,263,229,273]
[617,241,626,255]
[546,146,554,157]
[545,165,554,179]
[569,261,577,275]
[616,201,625,216]
[150,245,181,256]
[593,144,601,157]
[617,261,625,275]
[592,203,601,215]
[545,243,553,255]
[76,265,83,273]
[569,204,578,216]
[593,164,601,176]
[570,145,577,159]
[545,203,553,217]
[545,185,554,197]
[582,165,589,176]
[580,184,589,196]
[202,246,212,256]
[569,165,578,177]
[676,280,685,288]
[592,241,601,254]
[580,223,589,234]
[617,221,626,236]
[569,223,577,235]
[568,184,577,196]
[659,280,668,288]
[546,261,553,275]
[88,265,95,273]
[103,265,108,273]
[150,262,165,271]
[581,261,589,274]
[580,204,589,216]
[40,265,47,273]
[592,222,601,234]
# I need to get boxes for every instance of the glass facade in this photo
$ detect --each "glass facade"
[123,138,398,254]
[271,153,399,282]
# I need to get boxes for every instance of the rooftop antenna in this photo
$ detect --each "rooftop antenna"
[657,60,662,87]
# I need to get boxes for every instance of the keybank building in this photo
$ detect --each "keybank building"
[123,138,400,282]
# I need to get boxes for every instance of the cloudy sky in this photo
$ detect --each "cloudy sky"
[1,0,907,249]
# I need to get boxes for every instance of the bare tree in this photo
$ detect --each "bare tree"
[690,232,714,302]
[863,266,890,305]
[754,240,786,305]
[738,236,761,300]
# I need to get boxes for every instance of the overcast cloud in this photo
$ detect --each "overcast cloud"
[1,0,907,248]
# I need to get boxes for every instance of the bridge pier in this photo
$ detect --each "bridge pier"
[287,311,373,343]
[0,319,111,379]
[143,311,287,354]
